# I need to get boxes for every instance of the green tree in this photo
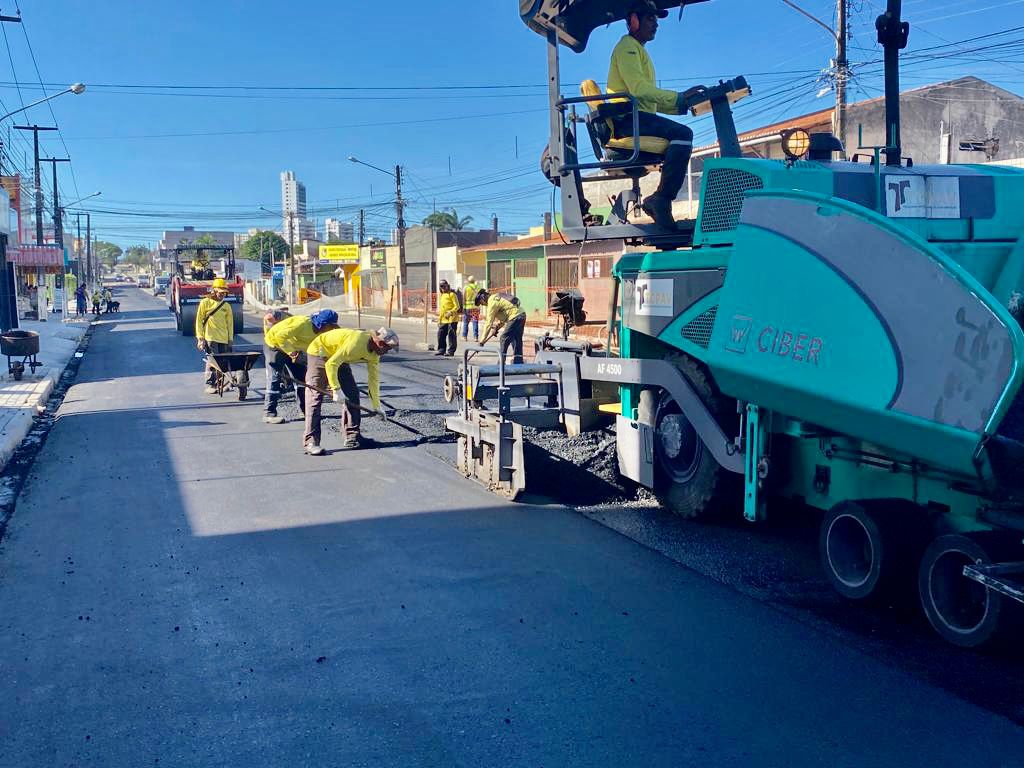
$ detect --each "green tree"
[94,240,123,268]
[123,245,152,268]
[241,230,289,274]
[193,234,219,246]
[422,208,473,231]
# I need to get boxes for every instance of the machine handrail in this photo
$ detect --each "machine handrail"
[557,92,641,172]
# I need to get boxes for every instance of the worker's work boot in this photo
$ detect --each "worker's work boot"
[263,414,285,424]
[342,429,362,450]
[641,194,679,231]
[204,385,218,395]
[304,443,325,456]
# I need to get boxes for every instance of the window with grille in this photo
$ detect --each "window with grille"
[488,261,512,291]
[515,259,538,279]
[548,258,578,290]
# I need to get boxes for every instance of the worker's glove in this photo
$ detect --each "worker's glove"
[289,351,301,363]
[331,389,342,403]
[377,407,390,423]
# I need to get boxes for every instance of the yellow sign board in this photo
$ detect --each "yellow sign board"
[319,244,359,263]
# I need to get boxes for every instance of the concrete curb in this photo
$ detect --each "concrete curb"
[0,324,89,472]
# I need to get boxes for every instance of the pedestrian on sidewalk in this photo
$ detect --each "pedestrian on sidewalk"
[434,280,461,357]
[303,327,399,455]
[461,276,480,342]
[102,287,114,314]
[91,289,102,315]
[477,289,527,365]
[262,309,339,424]
[195,278,234,394]
[74,285,87,318]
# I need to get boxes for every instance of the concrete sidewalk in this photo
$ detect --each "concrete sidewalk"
[0,317,89,469]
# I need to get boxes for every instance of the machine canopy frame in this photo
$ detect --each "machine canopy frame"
[520,0,711,53]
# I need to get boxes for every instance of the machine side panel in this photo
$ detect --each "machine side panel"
[741,195,1015,433]
[620,269,724,338]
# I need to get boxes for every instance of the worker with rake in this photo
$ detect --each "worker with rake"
[303,327,400,455]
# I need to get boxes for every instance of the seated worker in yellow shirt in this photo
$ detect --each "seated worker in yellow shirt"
[608,0,701,230]
[476,289,527,365]
[262,309,338,424]
[303,327,400,454]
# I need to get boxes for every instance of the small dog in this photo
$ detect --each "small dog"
[110,301,121,313]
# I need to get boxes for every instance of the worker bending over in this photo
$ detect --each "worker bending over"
[435,279,461,357]
[263,309,338,424]
[195,278,234,394]
[477,289,527,365]
[608,0,699,230]
[303,327,400,455]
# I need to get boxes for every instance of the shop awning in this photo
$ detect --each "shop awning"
[8,244,64,267]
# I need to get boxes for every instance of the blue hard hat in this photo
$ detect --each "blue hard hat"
[310,309,339,330]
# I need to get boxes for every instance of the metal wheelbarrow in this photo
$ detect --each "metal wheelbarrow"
[205,350,262,400]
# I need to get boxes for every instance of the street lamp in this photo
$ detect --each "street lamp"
[0,83,86,122]
[62,190,101,209]
[260,205,296,303]
[348,155,406,291]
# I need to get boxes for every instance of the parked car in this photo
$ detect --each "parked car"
[137,275,151,288]
[154,276,170,295]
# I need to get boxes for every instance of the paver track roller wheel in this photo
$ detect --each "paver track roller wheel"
[918,532,1021,648]
[179,304,197,337]
[637,353,736,520]
[820,500,926,601]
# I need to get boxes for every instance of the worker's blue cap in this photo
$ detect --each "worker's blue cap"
[310,309,338,330]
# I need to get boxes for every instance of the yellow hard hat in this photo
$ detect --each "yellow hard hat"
[211,278,228,290]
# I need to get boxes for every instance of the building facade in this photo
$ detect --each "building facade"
[323,218,355,243]
[280,170,315,244]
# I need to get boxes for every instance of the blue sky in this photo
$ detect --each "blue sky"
[2,0,1022,247]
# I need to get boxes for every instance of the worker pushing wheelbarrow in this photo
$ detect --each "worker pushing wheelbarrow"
[195,277,259,400]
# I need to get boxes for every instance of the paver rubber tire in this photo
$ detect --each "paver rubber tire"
[918,532,1021,649]
[637,353,737,520]
[820,500,926,601]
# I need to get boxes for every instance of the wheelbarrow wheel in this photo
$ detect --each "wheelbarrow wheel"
[238,386,248,401]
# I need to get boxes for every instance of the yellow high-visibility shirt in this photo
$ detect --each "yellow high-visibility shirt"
[463,282,480,309]
[607,34,680,115]
[482,294,526,338]
[437,290,461,325]
[264,314,316,355]
[307,328,381,409]
[195,296,234,344]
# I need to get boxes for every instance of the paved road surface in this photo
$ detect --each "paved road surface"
[0,286,1022,767]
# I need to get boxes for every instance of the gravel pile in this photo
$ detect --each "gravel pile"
[522,425,654,506]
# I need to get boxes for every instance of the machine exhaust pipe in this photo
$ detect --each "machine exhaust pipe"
[875,0,910,166]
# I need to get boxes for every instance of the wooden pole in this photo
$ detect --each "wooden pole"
[387,283,395,327]
[424,279,430,346]
[356,282,362,329]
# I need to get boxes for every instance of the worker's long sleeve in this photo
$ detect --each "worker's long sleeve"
[365,356,380,411]
[195,300,207,338]
[607,35,680,115]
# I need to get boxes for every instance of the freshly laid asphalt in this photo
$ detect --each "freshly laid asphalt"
[0,286,1022,767]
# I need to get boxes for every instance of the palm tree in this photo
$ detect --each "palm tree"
[422,208,473,231]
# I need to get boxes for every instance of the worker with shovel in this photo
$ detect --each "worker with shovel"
[303,327,400,455]
[195,278,234,394]
[262,309,338,424]
[477,289,527,365]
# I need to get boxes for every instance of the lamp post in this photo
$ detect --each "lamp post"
[348,155,406,288]
[0,83,86,124]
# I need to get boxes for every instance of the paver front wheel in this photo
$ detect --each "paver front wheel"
[918,533,1020,648]
[637,354,736,520]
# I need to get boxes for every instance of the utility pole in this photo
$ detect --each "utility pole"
[395,164,406,285]
[287,211,295,304]
[13,125,57,244]
[41,157,70,248]
[780,0,849,156]
[835,0,849,155]
[358,209,365,247]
